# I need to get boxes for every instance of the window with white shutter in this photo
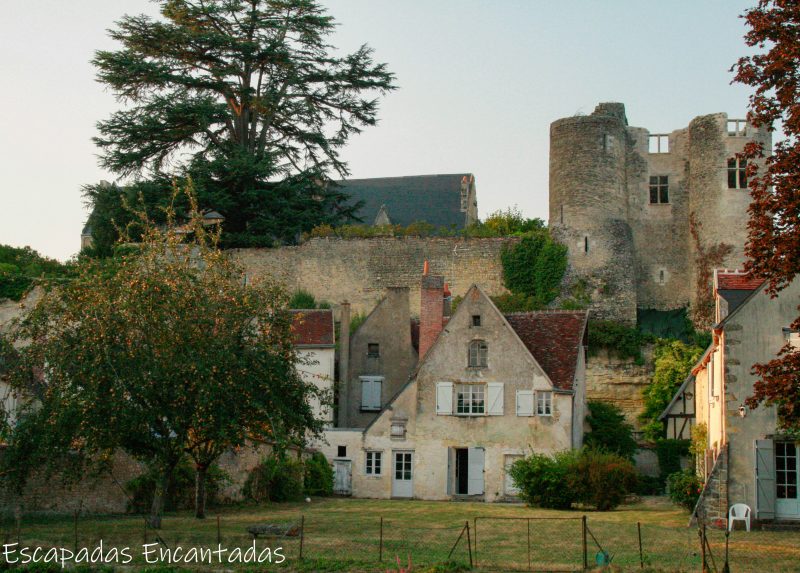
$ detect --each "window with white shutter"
[536,391,552,416]
[360,376,383,411]
[436,382,454,415]
[516,390,534,416]
[487,383,504,415]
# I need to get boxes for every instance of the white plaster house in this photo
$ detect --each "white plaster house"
[290,309,336,426]
[319,266,588,501]
[678,270,800,524]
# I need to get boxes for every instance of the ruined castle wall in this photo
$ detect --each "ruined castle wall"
[233,237,512,317]
[585,348,653,429]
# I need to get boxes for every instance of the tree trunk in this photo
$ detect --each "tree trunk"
[195,463,208,519]
[148,467,171,529]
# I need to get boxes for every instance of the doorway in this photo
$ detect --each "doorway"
[392,451,413,498]
[450,447,485,496]
[776,442,799,518]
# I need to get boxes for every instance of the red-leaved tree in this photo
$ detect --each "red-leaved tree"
[733,0,800,428]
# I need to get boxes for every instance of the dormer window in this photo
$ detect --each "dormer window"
[468,340,488,368]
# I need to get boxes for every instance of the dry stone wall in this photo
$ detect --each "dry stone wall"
[585,348,654,429]
[233,237,513,316]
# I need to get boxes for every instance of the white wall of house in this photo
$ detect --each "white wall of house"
[297,347,335,426]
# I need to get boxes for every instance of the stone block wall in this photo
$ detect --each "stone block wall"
[585,347,654,428]
[694,444,729,527]
[233,237,513,317]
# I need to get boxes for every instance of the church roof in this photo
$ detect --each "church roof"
[337,174,472,229]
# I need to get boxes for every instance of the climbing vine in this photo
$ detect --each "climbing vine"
[688,213,733,329]
[500,228,568,308]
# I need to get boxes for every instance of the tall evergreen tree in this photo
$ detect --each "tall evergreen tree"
[86,0,395,251]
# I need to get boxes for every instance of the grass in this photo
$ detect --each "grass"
[1,496,798,572]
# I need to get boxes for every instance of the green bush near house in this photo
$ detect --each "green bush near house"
[126,458,229,513]
[588,320,653,363]
[584,401,638,460]
[243,455,305,503]
[304,452,334,496]
[655,439,690,483]
[510,448,637,511]
[667,469,703,511]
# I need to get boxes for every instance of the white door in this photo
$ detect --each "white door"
[467,447,485,495]
[504,454,523,497]
[392,451,413,498]
[776,442,799,518]
[333,460,352,495]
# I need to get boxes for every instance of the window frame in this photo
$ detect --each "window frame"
[727,157,747,189]
[468,340,488,368]
[456,383,486,416]
[649,175,669,204]
[536,391,552,416]
[365,450,383,476]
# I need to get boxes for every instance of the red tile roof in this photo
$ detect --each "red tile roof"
[716,271,764,292]
[290,309,335,347]
[504,311,588,391]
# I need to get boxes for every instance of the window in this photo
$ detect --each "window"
[649,176,669,204]
[649,134,669,153]
[708,355,715,403]
[367,343,380,358]
[584,236,589,254]
[727,119,746,136]
[468,340,488,368]
[536,391,552,416]
[456,384,485,415]
[659,269,665,284]
[390,421,406,439]
[776,442,798,500]
[472,315,481,327]
[784,327,800,349]
[360,376,383,411]
[365,451,382,475]
[728,158,747,189]
[337,445,347,457]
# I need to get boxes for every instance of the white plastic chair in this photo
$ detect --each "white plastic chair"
[728,503,751,532]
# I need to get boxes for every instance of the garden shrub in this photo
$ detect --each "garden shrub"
[588,320,651,363]
[500,229,567,307]
[667,469,703,511]
[584,401,637,460]
[510,449,637,511]
[243,454,304,502]
[655,439,690,482]
[126,458,228,513]
[509,450,578,509]
[634,474,664,495]
[568,449,638,511]
[304,452,334,496]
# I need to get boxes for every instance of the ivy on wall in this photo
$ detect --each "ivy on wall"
[688,212,733,329]
[500,229,568,309]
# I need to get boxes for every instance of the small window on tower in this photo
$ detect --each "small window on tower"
[472,315,481,327]
[658,269,666,284]
[584,236,589,254]
[367,343,380,358]
[728,158,747,189]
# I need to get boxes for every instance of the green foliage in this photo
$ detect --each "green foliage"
[480,207,544,236]
[510,449,637,511]
[588,320,652,364]
[690,423,708,475]
[584,401,638,460]
[634,474,665,495]
[126,458,229,513]
[304,452,334,496]
[667,469,703,512]
[655,439,690,482]
[0,245,72,301]
[639,340,704,441]
[288,289,326,310]
[243,455,305,503]
[489,292,543,313]
[349,312,368,336]
[500,229,567,307]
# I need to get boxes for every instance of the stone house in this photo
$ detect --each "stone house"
[684,270,800,523]
[320,265,588,501]
[290,309,336,426]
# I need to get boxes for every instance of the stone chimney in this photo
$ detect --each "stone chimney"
[419,261,444,360]
[338,301,351,428]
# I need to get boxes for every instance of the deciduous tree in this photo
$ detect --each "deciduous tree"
[733,0,800,428]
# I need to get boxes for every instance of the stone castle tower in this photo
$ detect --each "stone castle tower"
[549,102,770,324]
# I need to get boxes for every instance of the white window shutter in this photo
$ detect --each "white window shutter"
[361,379,370,408]
[755,439,776,520]
[436,382,453,415]
[371,379,382,410]
[516,390,534,416]
[487,383,504,415]
[467,447,485,495]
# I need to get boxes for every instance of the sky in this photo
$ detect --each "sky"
[0,0,758,261]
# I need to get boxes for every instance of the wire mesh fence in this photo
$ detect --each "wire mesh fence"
[2,507,800,571]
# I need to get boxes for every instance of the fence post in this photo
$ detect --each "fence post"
[379,517,383,562]
[299,514,305,560]
[700,524,707,573]
[143,517,147,545]
[73,510,79,553]
[581,515,588,571]
[637,521,644,569]
[527,518,531,572]
[216,515,221,545]
[473,517,478,568]
[466,521,473,568]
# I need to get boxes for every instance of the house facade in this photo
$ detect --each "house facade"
[320,266,588,502]
[687,270,800,523]
[290,309,336,426]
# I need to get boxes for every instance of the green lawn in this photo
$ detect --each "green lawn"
[3,497,799,572]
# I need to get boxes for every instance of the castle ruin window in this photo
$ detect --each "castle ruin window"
[648,135,669,153]
[658,269,666,285]
[727,120,747,136]
[649,176,669,204]
[728,158,747,189]
[584,236,589,254]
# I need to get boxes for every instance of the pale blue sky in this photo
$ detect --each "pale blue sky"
[0,0,756,261]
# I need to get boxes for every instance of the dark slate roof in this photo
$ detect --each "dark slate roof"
[289,309,335,347]
[504,311,589,391]
[336,174,471,229]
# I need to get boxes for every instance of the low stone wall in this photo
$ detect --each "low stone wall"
[585,347,654,429]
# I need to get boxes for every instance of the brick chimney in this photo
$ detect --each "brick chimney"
[419,261,444,360]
